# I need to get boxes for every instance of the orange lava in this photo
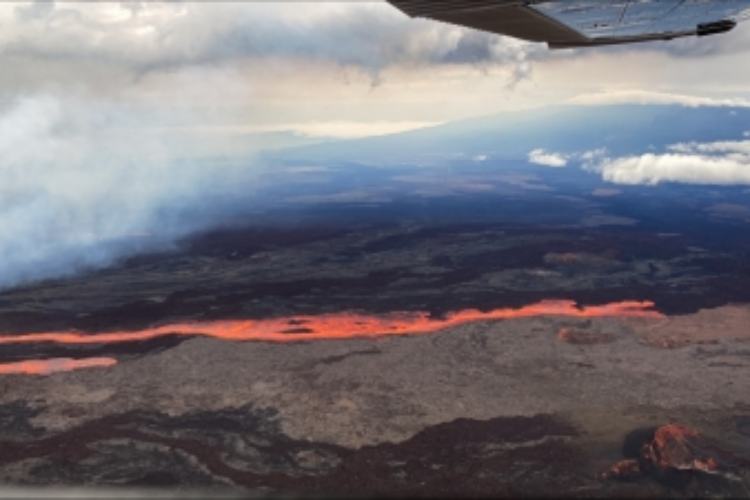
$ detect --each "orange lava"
[0,357,117,376]
[0,300,662,347]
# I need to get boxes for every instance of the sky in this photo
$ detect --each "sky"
[2,1,750,289]
[4,1,750,143]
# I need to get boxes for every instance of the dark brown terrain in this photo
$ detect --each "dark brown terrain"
[2,189,750,497]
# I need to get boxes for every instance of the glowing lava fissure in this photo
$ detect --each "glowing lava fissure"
[0,357,117,376]
[0,300,663,347]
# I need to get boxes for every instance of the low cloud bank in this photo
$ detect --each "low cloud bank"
[596,138,750,186]
[568,90,750,109]
[534,137,750,186]
[597,152,750,186]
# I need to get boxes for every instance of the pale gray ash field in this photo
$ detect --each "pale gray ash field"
[2,105,750,498]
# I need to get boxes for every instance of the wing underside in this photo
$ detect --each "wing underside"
[388,0,750,48]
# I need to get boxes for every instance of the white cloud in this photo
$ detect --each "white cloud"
[592,137,750,186]
[580,148,608,168]
[568,90,750,108]
[571,136,750,186]
[528,149,568,167]
[597,153,750,185]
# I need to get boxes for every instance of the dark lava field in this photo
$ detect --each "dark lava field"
[2,171,750,498]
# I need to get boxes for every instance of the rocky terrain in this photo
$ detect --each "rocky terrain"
[1,215,750,497]
[1,301,750,496]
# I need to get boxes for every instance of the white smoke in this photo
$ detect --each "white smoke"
[0,95,259,289]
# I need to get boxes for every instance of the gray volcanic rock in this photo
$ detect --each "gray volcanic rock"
[1,309,750,495]
[605,423,749,495]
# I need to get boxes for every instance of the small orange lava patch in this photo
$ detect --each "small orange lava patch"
[0,300,662,348]
[0,357,117,376]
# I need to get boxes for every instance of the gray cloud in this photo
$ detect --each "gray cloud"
[1,3,545,80]
[13,0,55,22]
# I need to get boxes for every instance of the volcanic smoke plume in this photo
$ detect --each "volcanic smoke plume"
[0,95,261,291]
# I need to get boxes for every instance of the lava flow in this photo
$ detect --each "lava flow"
[0,357,117,376]
[0,300,663,347]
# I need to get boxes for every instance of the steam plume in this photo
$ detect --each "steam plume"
[0,95,259,290]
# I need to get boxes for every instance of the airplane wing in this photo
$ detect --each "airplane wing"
[387,1,750,49]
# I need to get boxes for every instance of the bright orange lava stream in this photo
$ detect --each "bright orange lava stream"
[0,300,663,348]
[0,357,117,376]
